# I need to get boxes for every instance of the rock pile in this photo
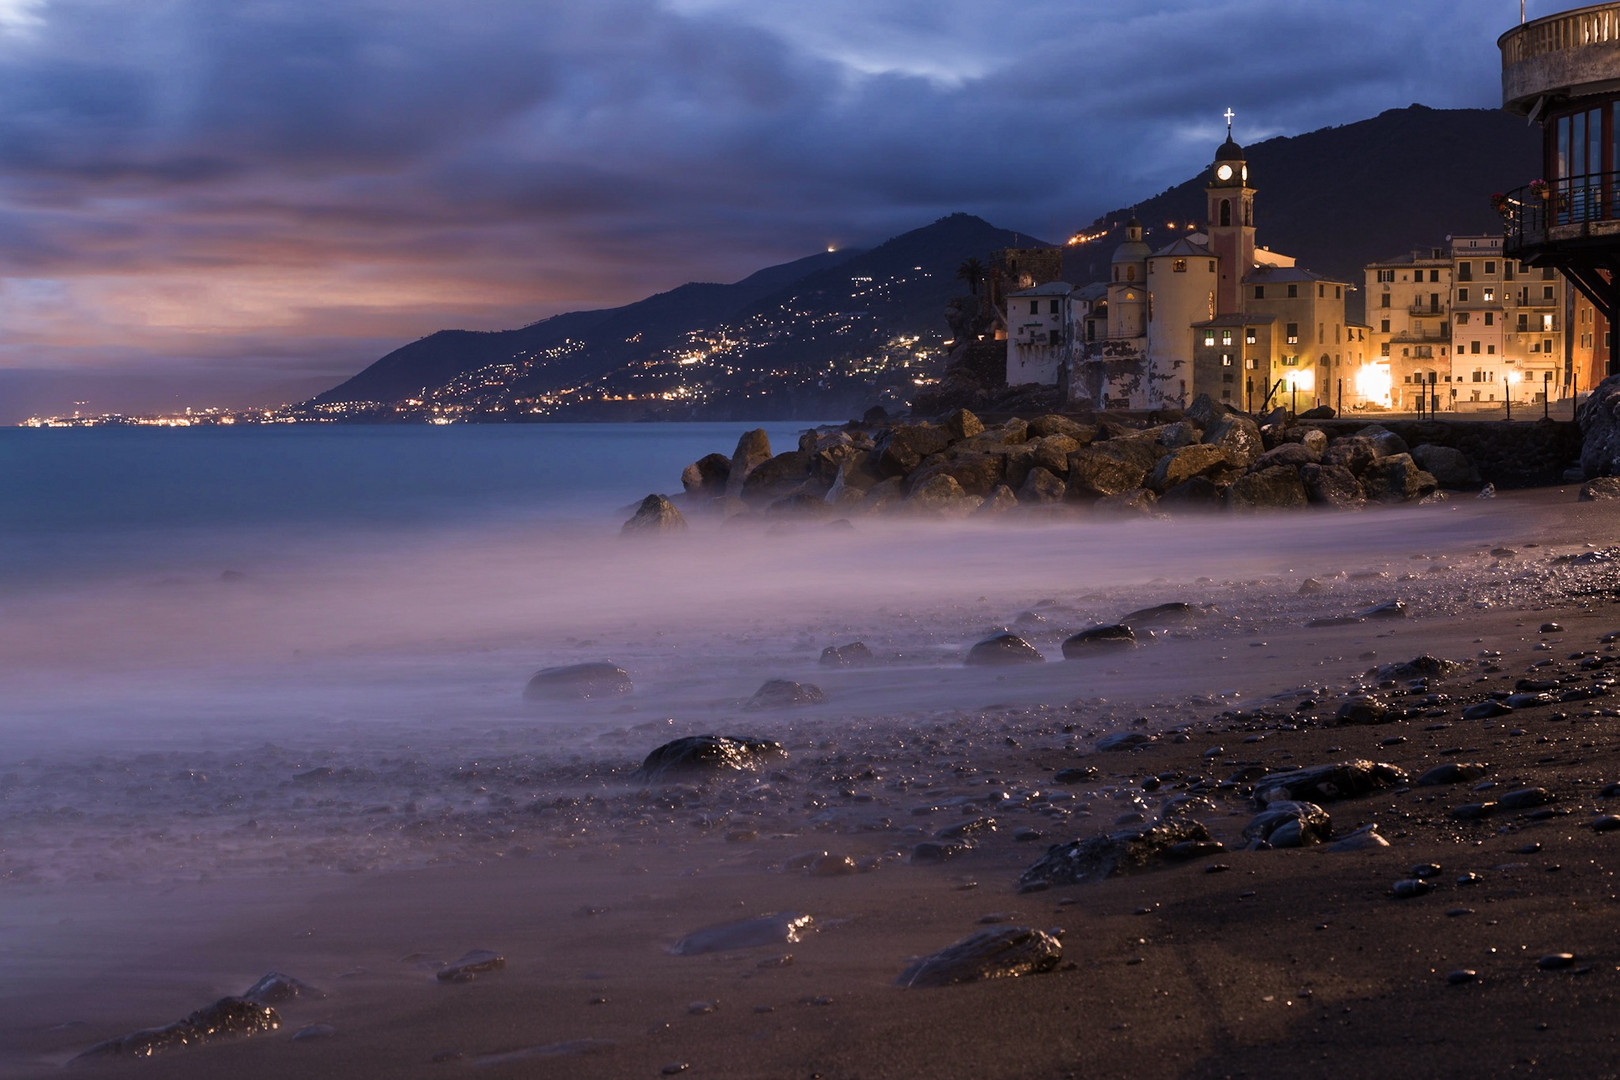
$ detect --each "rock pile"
[671,397,1481,521]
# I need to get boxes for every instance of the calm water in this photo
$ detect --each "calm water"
[0,422,815,588]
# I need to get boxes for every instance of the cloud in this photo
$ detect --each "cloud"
[0,0,1520,410]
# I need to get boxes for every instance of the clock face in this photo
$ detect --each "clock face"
[1216,164,1234,182]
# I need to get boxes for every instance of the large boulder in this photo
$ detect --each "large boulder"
[942,408,984,442]
[966,633,1045,666]
[905,473,981,515]
[1203,414,1265,468]
[1148,444,1237,493]
[1579,373,1620,478]
[77,998,280,1059]
[1251,443,1316,472]
[745,679,824,709]
[681,454,731,498]
[1322,435,1378,474]
[1227,465,1308,510]
[1184,393,1229,431]
[1355,425,1410,458]
[740,450,812,505]
[1158,421,1202,449]
[1032,435,1081,475]
[1018,466,1067,505]
[1017,820,1220,888]
[1300,463,1365,508]
[1093,487,1159,515]
[1066,444,1151,499]
[908,452,1007,497]
[875,423,952,477]
[1158,475,1225,509]
[1360,454,1440,503]
[1244,800,1332,849]
[1581,476,1620,501]
[1251,760,1408,806]
[1027,415,1095,443]
[1411,444,1482,489]
[622,495,688,534]
[725,429,773,496]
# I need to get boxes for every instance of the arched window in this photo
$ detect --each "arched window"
[1220,199,1231,227]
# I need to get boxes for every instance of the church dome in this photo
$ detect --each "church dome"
[1111,217,1150,264]
[1215,136,1245,162]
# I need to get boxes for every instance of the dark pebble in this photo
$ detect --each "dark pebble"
[1391,879,1433,899]
[1538,953,1576,971]
[1447,969,1478,984]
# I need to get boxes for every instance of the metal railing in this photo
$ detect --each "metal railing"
[1500,172,1620,251]
[1501,4,1620,67]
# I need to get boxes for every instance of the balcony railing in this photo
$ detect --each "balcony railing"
[1501,172,1620,252]
[1501,4,1620,67]
[1501,5,1620,114]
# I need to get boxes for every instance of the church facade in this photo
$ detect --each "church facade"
[1008,129,1368,413]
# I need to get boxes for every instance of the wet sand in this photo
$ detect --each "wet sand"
[10,490,1620,1078]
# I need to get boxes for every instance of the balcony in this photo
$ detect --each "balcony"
[1500,4,1620,116]
[1501,174,1620,257]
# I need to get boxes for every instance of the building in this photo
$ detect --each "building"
[1366,235,1569,410]
[1005,129,1356,412]
[1499,3,1620,386]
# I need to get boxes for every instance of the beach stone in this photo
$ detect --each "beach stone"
[1411,444,1482,489]
[242,973,324,1006]
[1148,444,1237,493]
[1033,435,1082,474]
[1416,763,1490,786]
[1497,786,1553,811]
[1447,969,1478,985]
[943,407,984,442]
[1158,475,1225,509]
[1184,392,1227,431]
[1323,436,1379,474]
[1120,601,1212,627]
[1252,443,1316,471]
[745,679,824,710]
[1017,819,1218,889]
[875,423,951,477]
[1578,372,1620,478]
[1361,599,1407,620]
[975,483,1020,516]
[897,927,1062,988]
[77,998,279,1059]
[437,950,505,983]
[1591,814,1620,832]
[1538,952,1577,971]
[1391,878,1433,899]
[1450,802,1498,820]
[635,735,786,782]
[910,452,1008,498]
[1096,731,1155,751]
[1357,425,1410,458]
[1061,625,1136,656]
[1053,766,1099,785]
[1463,700,1513,720]
[1333,695,1392,725]
[1329,823,1391,851]
[906,473,981,515]
[291,1024,336,1042]
[1301,428,1329,456]
[1252,760,1408,806]
[819,642,874,667]
[1378,656,1465,681]
[965,633,1044,666]
[740,450,812,505]
[1027,415,1094,442]
[621,494,688,534]
[671,912,813,955]
[1157,420,1201,449]
[1244,800,1331,849]
[523,662,633,702]
[1093,487,1160,515]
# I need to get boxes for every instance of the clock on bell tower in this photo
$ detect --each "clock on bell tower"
[1206,111,1255,316]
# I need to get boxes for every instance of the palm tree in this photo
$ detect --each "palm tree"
[956,257,985,296]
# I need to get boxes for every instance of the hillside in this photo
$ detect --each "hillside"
[311,104,1539,419]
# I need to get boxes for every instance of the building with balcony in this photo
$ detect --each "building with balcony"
[1499,2,1620,385]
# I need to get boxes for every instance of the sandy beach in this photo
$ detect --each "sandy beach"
[9,488,1620,1079]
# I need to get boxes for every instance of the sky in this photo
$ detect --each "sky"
[0,0,1553,418]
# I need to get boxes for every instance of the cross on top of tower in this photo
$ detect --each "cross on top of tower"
[1224,108,1235,137]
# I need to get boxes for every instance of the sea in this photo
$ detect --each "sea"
[0,421,1523,890]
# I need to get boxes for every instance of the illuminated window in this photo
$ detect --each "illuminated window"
[1483,288,1495,302]
[1245,328,1257,345]
[1286,323,1299,344]
[1173,259,1187,273]
[1203,331,1215,346]
[1221,330,1234,346]
[1222,353,1233,367]
[1543,314,1555,331]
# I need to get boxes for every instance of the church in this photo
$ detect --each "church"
[1004,122,1371,412]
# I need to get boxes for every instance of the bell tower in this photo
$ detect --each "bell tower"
[1206,110,1255,316]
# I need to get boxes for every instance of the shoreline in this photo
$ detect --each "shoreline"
[8,489,1620,1077]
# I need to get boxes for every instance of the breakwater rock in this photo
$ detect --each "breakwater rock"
[673,398,1543,522]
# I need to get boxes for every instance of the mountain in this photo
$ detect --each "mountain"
[313,214,1032,420]
[311,104,1540,419]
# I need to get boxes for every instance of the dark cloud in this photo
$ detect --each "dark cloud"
[0,0,1525,411]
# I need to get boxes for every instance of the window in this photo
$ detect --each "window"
[1203,330,1215,346]
[1286,322,1299,344]
[1485,261,1496,275]
[1380,343,1391,356]
[1471,341,1481,354]
[1487,344,1496,354]
[1222,373,1234,384]
[1458,261,1472,281]
[1377,269,1395,283]
[1220,199,1231,227]
[1126,266,1136,282]
[1430,269,1440,282]
[1336,286,1343,299]
[1050,299,1060,314]
[1173,259,1187,273]
[1429,293,1440,313]
[1518,313,1529,332]
[1245,328,1257,345]
[1030,301,1039,314]
[1287,284,1298,298]
[1544,268,1556,280]
[1380,294,1391,308]
[1457,313,1470,325]
[1221,330,1234,346]
[1049,330,1062,346]
[1544,286,1555,300]
[1545,337,1554,352]
[1458,288,1470,302]
[1380,319,1391,333]
[1484,312,1494,326]
[1543,313,1555,331]
[1246,357,1257,369]
[1254,285,1265,299]
[1505,263,1515,281]
[1222,354,1233,367]
[1483,288,1495,302]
